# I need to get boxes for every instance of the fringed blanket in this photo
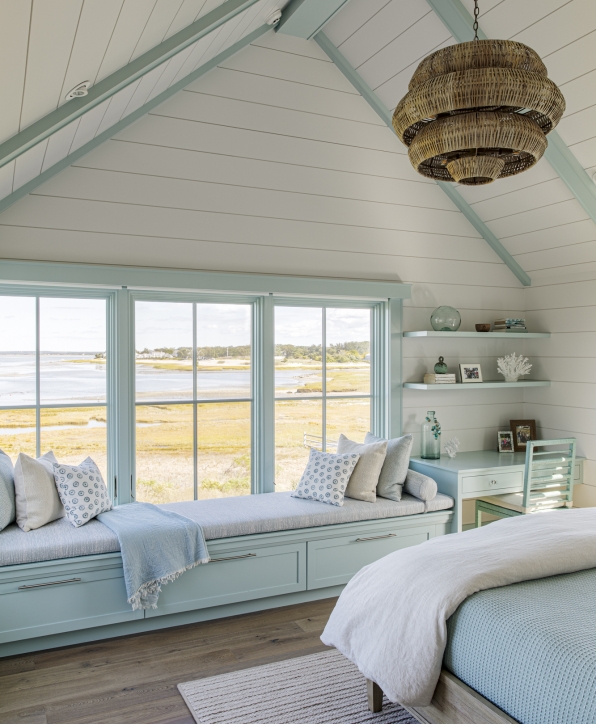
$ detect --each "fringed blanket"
[98,502,209,610]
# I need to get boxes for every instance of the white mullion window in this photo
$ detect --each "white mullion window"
[133,294,254,504]
[273,300,380,493]
[0,288,113,484]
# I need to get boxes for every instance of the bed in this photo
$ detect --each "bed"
[321,509,596,724]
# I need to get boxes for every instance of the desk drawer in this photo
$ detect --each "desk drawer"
[0,564,142,644]
[463,471,523,495]
[146,542,306,618]
[307,525,432,590]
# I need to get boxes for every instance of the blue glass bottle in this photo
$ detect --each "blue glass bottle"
[421,411,441,459]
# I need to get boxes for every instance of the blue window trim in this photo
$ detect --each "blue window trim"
[0,263,407,501]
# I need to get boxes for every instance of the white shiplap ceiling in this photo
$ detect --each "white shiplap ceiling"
[0,0,286,203]
[324,0,596,281]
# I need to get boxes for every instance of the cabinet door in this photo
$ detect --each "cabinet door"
[0,565,142,644]
[146,542,306,618]
[307,526,432,590]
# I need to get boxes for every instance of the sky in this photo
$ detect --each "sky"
[0,297,370,352]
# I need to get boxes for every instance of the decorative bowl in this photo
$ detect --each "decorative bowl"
[475,324,491,332]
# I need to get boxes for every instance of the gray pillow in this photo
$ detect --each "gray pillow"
[337,434,387,503]
[404,469,437,502]
[365,432,413,502]
[0,449,15,532]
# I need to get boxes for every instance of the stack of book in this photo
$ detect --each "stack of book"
[493,318,527,332]
[424,373,456,384]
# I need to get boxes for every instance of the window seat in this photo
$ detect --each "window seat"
[0,491,453,567]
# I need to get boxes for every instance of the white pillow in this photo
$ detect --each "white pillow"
[53,457,112,528]
[404,469,438,502]
[337,434,387,503]
[291,449,360,507]
[14,451,63,531]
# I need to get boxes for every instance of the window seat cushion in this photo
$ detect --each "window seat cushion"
[0,491,453,567]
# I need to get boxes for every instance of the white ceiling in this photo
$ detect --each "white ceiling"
[0,0,286,203]
[324,0,596,281]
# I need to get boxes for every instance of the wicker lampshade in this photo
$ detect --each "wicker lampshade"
[392,39,565,185]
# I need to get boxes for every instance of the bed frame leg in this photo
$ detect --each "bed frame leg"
[367,679,383,713]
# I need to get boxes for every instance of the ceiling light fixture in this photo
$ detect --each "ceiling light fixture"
[392,0,565,185]
[65,81,91,100]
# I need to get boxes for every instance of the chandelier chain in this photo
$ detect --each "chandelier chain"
[473,0,480,40]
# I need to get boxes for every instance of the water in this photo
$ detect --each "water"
[0,354,317,405]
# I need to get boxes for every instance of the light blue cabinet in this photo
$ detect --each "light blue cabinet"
[146,542,306,618]
[0,554,143,644]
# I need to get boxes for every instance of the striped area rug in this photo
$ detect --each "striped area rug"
[178,649,418,723]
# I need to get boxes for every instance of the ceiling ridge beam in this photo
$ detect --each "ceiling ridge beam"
[426,0,596,227]
[0,0,261,171]
[276,0,353,39]
[315,32,531,287]
[0,25,270,217]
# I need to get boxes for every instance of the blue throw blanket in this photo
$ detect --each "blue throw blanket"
[97,502,209,610]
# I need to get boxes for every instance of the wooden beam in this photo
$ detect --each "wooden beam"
[276,0,352,39]
[0,25,270,216]
[0,0,260,170]
[315,32,532,287]
[426,0,596,227]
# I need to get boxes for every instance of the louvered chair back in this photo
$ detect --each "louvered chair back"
[523,438,576,513]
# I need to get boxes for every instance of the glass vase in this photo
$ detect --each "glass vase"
[430,306,461,332]
[421,411,441,459]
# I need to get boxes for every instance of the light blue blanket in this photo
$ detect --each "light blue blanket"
[97,502,209,610]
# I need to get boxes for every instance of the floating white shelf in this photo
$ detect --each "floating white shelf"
[403,331,550,339]
[404,381,551,390]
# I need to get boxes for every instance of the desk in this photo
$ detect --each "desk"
[409,451,585,533]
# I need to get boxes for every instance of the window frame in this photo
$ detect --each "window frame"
[0,267,407,503]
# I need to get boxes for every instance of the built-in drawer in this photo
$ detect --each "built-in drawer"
[146,541,306,618]
[462,470,524,496]
[0,563,142,644]
[306,525,432,590]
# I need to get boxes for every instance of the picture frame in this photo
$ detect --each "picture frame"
[498,430,514,453]
[510,419,537,452]
[459,363,483,383]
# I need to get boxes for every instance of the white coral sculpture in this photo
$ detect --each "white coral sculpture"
[444,437,460,459]
[497,352,532,382]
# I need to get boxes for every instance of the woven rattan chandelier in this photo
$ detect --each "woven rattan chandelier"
[392,0,565,185]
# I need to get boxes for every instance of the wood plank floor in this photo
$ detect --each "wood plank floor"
[0,598,337,724]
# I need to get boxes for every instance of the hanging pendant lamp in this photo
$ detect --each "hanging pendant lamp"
[392,1,565,185]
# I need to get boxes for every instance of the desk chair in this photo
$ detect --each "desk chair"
[475,438,576,528]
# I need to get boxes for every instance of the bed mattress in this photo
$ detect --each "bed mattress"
[444,567,596,724]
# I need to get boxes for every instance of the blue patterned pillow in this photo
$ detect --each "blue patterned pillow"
[53,457,112,528]
[0,449,15,532]
[291,449,360,507]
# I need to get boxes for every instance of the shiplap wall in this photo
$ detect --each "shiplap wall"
[525,273,596,499]
[0,31,528,472]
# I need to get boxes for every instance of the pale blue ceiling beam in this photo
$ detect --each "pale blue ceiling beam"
[426,0,596,226]
[315,32,531,287]
[0,25,270,216]
[276,0,353,39]
[0,0,260,170]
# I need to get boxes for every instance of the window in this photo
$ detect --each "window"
[0,294,108,480]
[134,300,252,504]
[0,271,402,505]
[274,305,372,492]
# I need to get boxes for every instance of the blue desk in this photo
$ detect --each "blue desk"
[410,451,585,533]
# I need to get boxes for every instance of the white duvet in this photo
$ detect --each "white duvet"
[321,508,596,706]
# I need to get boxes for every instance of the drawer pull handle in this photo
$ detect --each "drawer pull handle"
[355,534,397,543]
[18,578,82,590]
[209,553,257,563]
[490,479,498,486]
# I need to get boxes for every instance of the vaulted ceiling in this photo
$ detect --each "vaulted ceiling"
[0,0,595,284]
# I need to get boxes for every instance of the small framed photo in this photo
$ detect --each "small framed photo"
[510,419,537,452]
[498,430,514,453]
[459,363,483,383]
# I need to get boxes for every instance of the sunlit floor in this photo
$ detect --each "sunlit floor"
[0,598,337,724]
